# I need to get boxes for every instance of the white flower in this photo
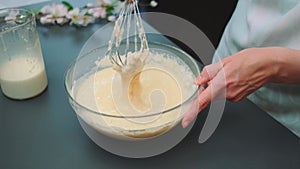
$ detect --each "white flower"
[56,17,68,25]
[36,0,151,26]
[66,8,81,23]
[40,15,55,24]
[86,3,93,8]
[107,15,116,22]
[82,15,95,26]
[67,8,95,26]
[150,0,158,7]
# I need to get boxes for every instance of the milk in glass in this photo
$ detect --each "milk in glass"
[0,8,47,100]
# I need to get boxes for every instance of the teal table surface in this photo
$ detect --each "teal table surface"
[1,1,300,169]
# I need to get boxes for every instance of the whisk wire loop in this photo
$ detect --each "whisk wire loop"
[106,0,149,71]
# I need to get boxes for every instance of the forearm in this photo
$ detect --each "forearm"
[272,47,300,84]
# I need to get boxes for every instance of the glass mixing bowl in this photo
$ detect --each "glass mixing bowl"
[65,41,200,141]
[65,41,201,158]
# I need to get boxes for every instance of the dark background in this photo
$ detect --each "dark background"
[142,0,239,48]
[139,0,239,64]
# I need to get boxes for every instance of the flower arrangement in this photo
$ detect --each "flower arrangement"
[34,0,158,26]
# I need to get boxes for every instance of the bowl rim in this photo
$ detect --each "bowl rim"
[64,41,200,119]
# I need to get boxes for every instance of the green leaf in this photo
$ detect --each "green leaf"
[106,0,118,14]
[106,6,115,14]
[33,8,40,15]
[85,13,93,17]
[62,1,73,11]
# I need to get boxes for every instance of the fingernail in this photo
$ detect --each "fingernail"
[195,76,202,84]
[182,119,191,128]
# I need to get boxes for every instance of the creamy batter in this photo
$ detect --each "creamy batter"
[73,51,196,139]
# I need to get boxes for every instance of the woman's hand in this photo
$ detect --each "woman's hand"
[181,47,283,128]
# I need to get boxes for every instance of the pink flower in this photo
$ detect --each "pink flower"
[40,5,52,14]
[41,4,68,17]
[4,10,19,21]
[36,0,158,26]
[40,4,68,25]
[88,7,107,18]
[51,4,68,17]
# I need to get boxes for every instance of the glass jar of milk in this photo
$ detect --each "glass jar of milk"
[0,8,48,100]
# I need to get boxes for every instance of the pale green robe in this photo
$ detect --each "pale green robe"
[214,0,300,137]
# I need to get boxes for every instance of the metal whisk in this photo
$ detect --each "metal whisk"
[106,0,149,72]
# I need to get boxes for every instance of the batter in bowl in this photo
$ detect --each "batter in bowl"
[72,50,196,139]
